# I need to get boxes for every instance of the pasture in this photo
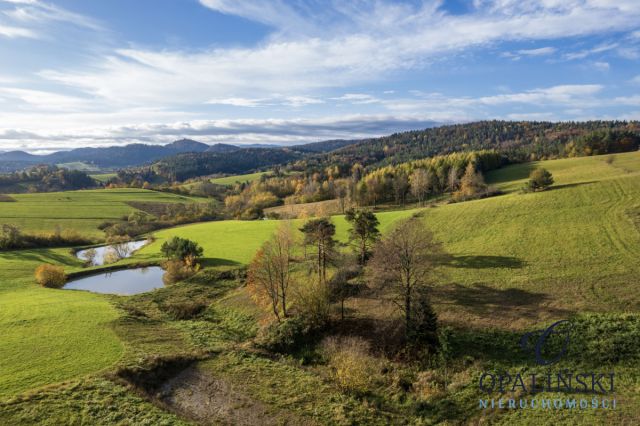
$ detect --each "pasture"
[0,188,201,237]
[0,151,639,424]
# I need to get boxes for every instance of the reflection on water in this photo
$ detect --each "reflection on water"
[76,240,149,266]
[64,267,164,295]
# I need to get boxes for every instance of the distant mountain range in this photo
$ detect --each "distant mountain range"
[0,138,358,172]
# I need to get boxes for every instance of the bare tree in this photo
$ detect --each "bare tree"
[409,169,432,206]
[447,166,460,192]
[368,218,446,338]
[248,223,295,321]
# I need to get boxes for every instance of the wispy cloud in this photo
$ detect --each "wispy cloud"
[0,0,638,150]
[518,46,556,56]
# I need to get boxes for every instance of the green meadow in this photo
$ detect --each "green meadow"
[0,151,638,423]
[0,188,201,237]
[209,171,267,186]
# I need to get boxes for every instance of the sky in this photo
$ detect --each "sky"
[0,0,639,153]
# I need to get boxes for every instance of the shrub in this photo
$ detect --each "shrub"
[256,316,319,353]
[526,167,554,192]
[322,336,381,395]
[35,264,66,288]
[163,301,207,320]
[162,259,200,284]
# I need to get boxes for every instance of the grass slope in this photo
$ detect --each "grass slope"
[209,171,267,186]
[0,249,123,398]
[0,188,200,237]
[0,151,639,424]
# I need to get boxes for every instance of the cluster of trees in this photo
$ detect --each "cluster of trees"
[151,149,300,181]
[160,236,204,284]
[100,202,220,239]
[0,165,96,193]
[0,224,92,251]
[222,151,501,218]
[248,211,445,353]
[302,121,640,173]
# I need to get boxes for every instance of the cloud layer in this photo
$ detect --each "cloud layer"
[0,0,639,151]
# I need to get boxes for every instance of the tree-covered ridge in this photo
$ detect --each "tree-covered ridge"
[299,120,640,173]
[0,165,96,193]
[151,148,301,181]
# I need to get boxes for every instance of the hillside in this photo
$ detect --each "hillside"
[0,152,639,424]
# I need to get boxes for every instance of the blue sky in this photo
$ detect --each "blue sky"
[0,0,639,152]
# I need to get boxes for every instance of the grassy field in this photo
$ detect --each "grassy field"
[138,152,640,327]
[89,173,117,183]
[0,248,123,398]
[0,151,639,424]
[0,188,201,237]
[209,171,267,186]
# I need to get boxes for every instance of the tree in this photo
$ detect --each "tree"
[161,237,204,266]
[393,172,410,206]
[447,165,460,192]
[300,218,336,285]
[410,169,432,206]
[248,224,294,321]
[82,248,98,265]
[454,162,486,200]
[527,168,554,192]
[369,218,446,340]
[345,208,380,265]
[0,224,22,250]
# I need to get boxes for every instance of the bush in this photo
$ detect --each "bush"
[526,167,554,192]
[256,316,319,353]
[322,336,382,395]
[163,301,207,320]
[35,264,66,288]
[162,260,200,284]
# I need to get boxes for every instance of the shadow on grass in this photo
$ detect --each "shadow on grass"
[550,180,597,191]
[485,163,537,185]
[432,283,573,327]
[446,255,525,269]
[0,249,78,266]
[200,258,242,268]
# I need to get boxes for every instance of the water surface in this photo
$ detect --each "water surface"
[76,240,149,266]
[64,267,164,295]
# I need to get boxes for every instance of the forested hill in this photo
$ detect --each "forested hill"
[151,148,301,181]
[300,120,640,171]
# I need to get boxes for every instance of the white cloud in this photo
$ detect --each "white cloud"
[0,0,638,149]
[0,23,35,38]
[333,93,381,104]
[593,61,610,71]
[631,75,640,85]
[206,97,269,107]
[517,46,556,56]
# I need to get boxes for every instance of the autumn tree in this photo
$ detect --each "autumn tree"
[300,218,336,285]
[345,208,380,265]
[369,218,446,340]
[248,224,294,321]
[526,168,554,192]
[454,162,487,200]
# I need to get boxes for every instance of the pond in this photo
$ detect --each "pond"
[63,267,164,295]
[76,240,149,266]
